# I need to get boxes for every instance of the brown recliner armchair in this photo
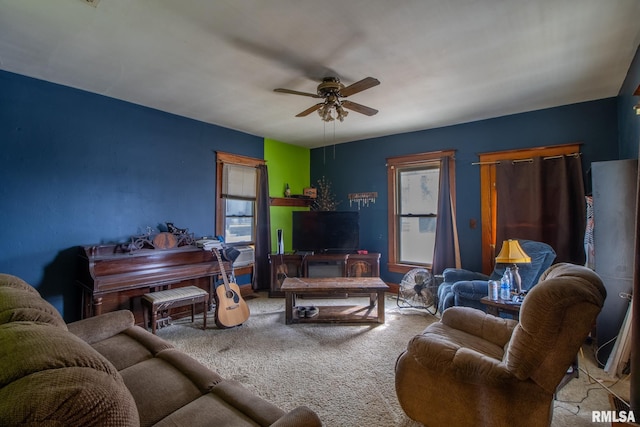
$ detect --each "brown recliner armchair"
[395,263,606,427]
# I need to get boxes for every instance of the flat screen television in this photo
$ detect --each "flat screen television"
[292,211,359,254]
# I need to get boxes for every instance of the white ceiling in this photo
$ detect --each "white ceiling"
[1,0,639,148]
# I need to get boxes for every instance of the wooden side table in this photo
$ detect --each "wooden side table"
[480,296,521,319]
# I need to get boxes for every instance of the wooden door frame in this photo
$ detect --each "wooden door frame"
[478,143,581,274]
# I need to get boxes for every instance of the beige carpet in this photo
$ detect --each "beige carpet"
[157,292,630,427]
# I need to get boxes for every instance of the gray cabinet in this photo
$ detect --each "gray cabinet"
[592,159,637,364]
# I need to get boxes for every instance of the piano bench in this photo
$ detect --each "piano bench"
[141,286,209,334]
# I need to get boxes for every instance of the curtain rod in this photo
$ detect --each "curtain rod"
[386,155,456,168]
[471,152,580,166]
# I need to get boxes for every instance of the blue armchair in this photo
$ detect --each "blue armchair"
[437,239,556,313]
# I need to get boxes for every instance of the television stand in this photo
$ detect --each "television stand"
[320,249,356,254]
[295,250,315,256]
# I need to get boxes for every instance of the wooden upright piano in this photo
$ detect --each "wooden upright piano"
[76,244,229,326]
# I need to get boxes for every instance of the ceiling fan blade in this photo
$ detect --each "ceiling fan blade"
[341,100,378,116]
[274,88,321,98]
[231,37,344,82]
[340,77,380,97]
[296,103,324,117]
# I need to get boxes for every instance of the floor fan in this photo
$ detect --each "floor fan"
[396,268,437,314]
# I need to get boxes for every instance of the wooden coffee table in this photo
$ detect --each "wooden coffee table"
[281,277,389,324]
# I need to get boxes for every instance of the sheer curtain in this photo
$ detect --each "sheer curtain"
[253,164,271,290]
[432,155,460,274]
[495,154,585,264]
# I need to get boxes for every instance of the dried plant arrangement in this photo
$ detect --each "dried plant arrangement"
[312,176,340,211]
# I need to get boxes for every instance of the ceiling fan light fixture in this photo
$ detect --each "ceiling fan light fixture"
[336,105,349,122]
[319,104,334,122]
[275,76,379,122]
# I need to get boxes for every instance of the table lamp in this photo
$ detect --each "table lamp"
[495,239,531,294]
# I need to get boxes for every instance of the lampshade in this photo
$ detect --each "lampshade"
[495,239,531,264]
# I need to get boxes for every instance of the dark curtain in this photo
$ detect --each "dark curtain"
[254,164,271,290]
[495,155,585,264]
[432,155,460,274]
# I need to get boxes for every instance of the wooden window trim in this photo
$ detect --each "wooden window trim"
[387,150,456,275]
[478,143,581,273]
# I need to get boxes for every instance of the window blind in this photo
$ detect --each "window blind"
[222,164,257,198]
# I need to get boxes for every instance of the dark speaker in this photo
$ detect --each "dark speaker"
[277,229,284,254]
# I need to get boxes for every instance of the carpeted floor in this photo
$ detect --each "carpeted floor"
[157,292,630,427]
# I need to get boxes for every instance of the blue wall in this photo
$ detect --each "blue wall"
[4,44,638,320]
[311,98,619,285]
[0,71,263,321]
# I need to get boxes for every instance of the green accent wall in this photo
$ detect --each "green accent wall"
[264,139,310,253]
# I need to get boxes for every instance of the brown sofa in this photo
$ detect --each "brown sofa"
[395,263,606,427]
[0,273,322,427]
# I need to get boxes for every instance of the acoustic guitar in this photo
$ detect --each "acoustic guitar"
[213,248,250,328]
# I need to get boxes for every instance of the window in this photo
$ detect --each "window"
[398,166,439,264]
[387,150,455,274]
[224,198,254,243]
[216,152,264,245]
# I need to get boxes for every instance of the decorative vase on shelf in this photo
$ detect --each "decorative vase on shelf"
[284,183,291,197]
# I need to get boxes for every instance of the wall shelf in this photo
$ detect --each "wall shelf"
[270,197,314,207]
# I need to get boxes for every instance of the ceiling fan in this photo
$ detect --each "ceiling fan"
[274,76,380,122]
